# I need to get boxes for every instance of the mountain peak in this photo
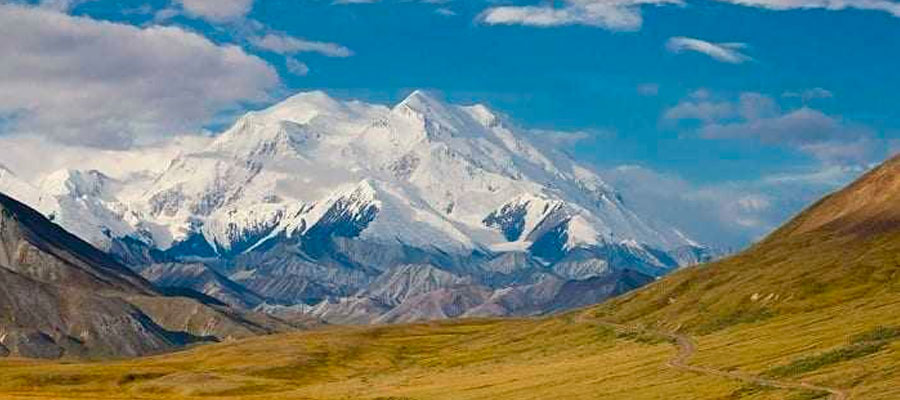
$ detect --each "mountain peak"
[394,90,447,114]
[257,90,346,125]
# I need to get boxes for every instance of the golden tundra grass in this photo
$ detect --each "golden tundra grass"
[0,315,785,400]
[2,157,899,400]
[1,234,899,399]
[2,300,897,400]
[1,238,899,399]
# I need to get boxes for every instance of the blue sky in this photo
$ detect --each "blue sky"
[68,0,899,182]
[1,0,899,247]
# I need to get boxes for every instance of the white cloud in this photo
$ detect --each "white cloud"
[526,129,600,148]
[174,0,254,22]
[37,0,93,11]
[249,33,354,57]
[602,164,866,248]
[286,57,311,76]
[663,97,735,122]
[664,91,887,165]
[715,0,900,17]
[783,87,834,102]
[476,0,900,32]
[0,134,214,183]
[699,107,879,165]
[435,7,457,16]
[0,4,279,149]
[479,0,682,31]
[666,36,753,64]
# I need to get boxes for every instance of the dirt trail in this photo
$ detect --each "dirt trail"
[665,331,848,400]
[581,315,849,400]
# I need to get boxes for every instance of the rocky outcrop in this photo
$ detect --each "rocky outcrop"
[0,193,297,359]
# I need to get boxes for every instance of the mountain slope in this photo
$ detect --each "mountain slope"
[0,192,153,294]
[0,91,714,322]
[0,193,297,359]
[0,192,191,358]
[8,92,698,259]
[3,155,898,398]
[602,154,900,333]
[583,154,900,398]
[139,263,265,309]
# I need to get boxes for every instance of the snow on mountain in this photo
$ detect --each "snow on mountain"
[0,164,55,215]
[0,90,712,321]
[2,88,701,259]
[36,169,143,251]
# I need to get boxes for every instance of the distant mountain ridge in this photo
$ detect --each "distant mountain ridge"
[0,90,716,323]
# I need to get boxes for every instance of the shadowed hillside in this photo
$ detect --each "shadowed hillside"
[0,193,299,359]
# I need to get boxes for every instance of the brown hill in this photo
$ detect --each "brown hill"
[779,155,900,238]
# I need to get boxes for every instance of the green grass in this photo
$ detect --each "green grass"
[764,341,887,378]
[762,325,900,378]
[851,326,900,344]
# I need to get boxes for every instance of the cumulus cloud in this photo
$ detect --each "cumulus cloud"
[0,4,279,149]
[664,91,887,165]
[173,0,254,22]
[479,0,682,31]
[249,33,354,57]
[666,36,753,63]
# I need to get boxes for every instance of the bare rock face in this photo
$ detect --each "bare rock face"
[2,331,64,359]
[0,193,297,359]
[0,260,183,359]
[0,192,154,294]
[139,263,265,309]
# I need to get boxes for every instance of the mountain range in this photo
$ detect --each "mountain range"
[0,90,715,323]
[3,150,897,398]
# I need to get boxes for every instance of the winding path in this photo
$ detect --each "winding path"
[664,331,848,400]
[583,316,849,400]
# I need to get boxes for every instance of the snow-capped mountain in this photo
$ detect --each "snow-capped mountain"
[0,90,715,323]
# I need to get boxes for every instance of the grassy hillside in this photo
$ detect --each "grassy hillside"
[0,316,789,400]
[594,155,900,398]
[1,156,900,399]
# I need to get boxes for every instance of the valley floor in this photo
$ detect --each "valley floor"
[2,293,897,400]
